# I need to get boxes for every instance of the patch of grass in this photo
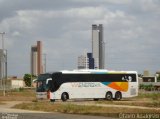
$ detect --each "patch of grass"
[97,100,160,108]
[0,89,36,101]
[136,93,160,100]
[13,102,160,118]
[96,93,160,108]
[152,101,160,108]
[13,101,61,112]
[32,99,38,102]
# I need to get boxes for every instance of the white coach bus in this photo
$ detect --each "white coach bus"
[36,69,138,102]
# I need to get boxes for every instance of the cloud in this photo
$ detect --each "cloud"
[72,0,131,4]
[0,0,160,76]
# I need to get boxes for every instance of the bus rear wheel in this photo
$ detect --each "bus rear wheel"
[105,92,112,100]
[61,92,69,102]
[115,91,122,100]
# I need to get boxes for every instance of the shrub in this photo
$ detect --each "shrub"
[23,74,37,87]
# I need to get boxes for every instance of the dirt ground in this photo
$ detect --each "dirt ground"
[0,89,36,101]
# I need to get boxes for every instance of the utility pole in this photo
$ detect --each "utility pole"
[5,50,7,94]
[0,32,6,96]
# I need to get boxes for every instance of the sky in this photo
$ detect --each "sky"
[0,0,160,77]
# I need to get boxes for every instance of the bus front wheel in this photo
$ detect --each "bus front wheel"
[50,99,55,102]
[61,92,69,102]
[105,92,112,100]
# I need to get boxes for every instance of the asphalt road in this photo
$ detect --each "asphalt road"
[0,113,116,119]
[0,101,116,119]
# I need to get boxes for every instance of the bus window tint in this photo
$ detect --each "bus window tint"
[37,81,45,92]
[37,74,51,92]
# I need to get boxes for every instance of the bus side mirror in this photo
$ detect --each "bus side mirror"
[46,78,52,84]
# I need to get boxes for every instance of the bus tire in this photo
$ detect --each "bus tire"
[61,92,69,102]
[115,91,122,100]
[94,98,99,101]
[105,92,112,100]
[50,99,55,102]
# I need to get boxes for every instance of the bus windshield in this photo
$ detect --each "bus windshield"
[36,74,51,92]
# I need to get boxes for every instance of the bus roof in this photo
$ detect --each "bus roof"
[40,69,137,75]
[60,69,137,74]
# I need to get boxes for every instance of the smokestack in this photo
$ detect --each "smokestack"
[37,41,42,74]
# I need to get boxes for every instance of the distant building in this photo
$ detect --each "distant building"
[37,41,43,75]
[142,76,157,82]
[31,46,37,76]
[92,24,105,69]
[0,49,7,85]
[11,79,24,88]
[77,24,105,69]
[0,49,3,81]
[31,41,43,76]
[143,70,150,77]
[141,70,157,82]
[87,53,94,69]
[139,71,160,91]
[78,55,87,69]
[156,71,160,77]
[77,53,94,69]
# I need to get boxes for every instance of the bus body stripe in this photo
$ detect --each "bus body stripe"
[102,82,111,85]
[102,82,129,92]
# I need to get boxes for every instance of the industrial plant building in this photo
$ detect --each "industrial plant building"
[92,24,105,69]
[31,41,43,76]
[78,24,105,69]
[0,49,7,90]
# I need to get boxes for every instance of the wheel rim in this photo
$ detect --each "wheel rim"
[117,95,120,99]
[63,94,67,100]
[62,93,68,101]
[106,93,112,100]
[116,92,121,100]
[107,95,111,99]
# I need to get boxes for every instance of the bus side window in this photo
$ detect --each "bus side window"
[37,81,45,92]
